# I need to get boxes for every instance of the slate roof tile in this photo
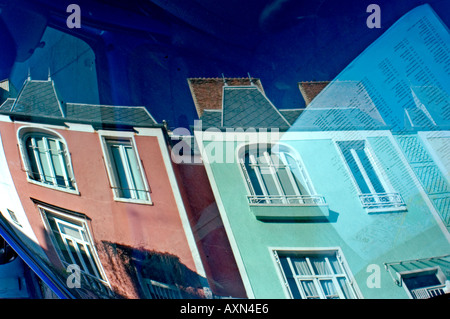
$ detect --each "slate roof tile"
[0,79,157,127]
[188,77,264,118]
[222,86,290,128]
[279,109,303,125]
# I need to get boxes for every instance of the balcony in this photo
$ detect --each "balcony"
[411,285,446,299]
[247,195,330,221]
[359,193,407,213]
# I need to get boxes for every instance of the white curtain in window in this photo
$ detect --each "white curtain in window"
[320,280,338,298]
[310,257,331,275]
[301,280,319,298]
[292,257,312,276]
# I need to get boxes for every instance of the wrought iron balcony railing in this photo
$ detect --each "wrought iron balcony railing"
[411,285,446,299]
[247,194,327,205]
[359,193,406,211]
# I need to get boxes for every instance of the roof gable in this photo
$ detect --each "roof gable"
[0,79,157,128]
[12,80,63,117]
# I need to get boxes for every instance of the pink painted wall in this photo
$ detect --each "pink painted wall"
[0,121,201,298]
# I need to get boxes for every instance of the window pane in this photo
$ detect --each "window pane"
[86,245,102,276]
[300,280,319,299]
[48,217,73,263]
[66,239,84,271]
[337,277,354,299]
[344,148,371,193]
[78,244,96,276]
[58,223,82,240]
[25,138,41,181]
[258,155,280,197]
[284,153,310,195]
[291,257,312,276]
[355,149,385,193]
[36,138,53,183]
[310,257,331,275]
[320,280,338,299]
[109,145,132,198]
[124,146,147,200]
[277,166,297,196]
[244,154,264,196]
[339,141,370,193]
[328,255,343,274]
[48,139,68,187]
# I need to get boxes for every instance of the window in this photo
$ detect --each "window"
[20,129,76,191]
[7,209,21,227]
[240,144,324,205]
[40,206,108,289]
[102,137,151,202]
[274,250,359,299]
[337,140,406,212]
[402,269,446,299]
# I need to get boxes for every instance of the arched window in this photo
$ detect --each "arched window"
[239,144,323,205]
[19,128,76,191]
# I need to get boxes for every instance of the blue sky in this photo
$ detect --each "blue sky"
[1,0,449,128]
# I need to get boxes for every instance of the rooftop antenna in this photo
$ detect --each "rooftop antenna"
[221,73,228,86]
[48,68,51,81]
[27,68,31,81]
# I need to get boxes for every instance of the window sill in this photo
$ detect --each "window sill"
[247,195,330,221]
[365,206,408,214]
[27,179,80,195]
[113,197,154,206]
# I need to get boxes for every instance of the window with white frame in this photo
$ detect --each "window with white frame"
[274,249,360,299]
[337,140,406,211]
[7,209,21,227]
[20,130,76,191]
[103,137,150,202]
[240,144,325,205]
[40,207,107,286]
[401,269,446,299]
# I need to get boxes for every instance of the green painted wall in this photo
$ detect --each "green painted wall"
[201,133,449,299]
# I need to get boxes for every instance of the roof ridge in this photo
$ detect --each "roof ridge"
[67,102,147,109]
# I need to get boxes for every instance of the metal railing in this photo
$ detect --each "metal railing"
[411,285,445,299]
[359,193,406,210]
[247,194,326,205]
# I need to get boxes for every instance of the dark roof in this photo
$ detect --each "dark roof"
[221,86,291,128]
[279,109,303,125]
[0,98,14,112]
[65,103,156,126]
[188,77,264,118]
[12,80,63,117]
[0,79,157,127]
[200,109,222,128]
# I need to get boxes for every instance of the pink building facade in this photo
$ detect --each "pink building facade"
[0,77,245,299]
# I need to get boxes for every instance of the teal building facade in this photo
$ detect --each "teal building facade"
[189,75,449,299]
